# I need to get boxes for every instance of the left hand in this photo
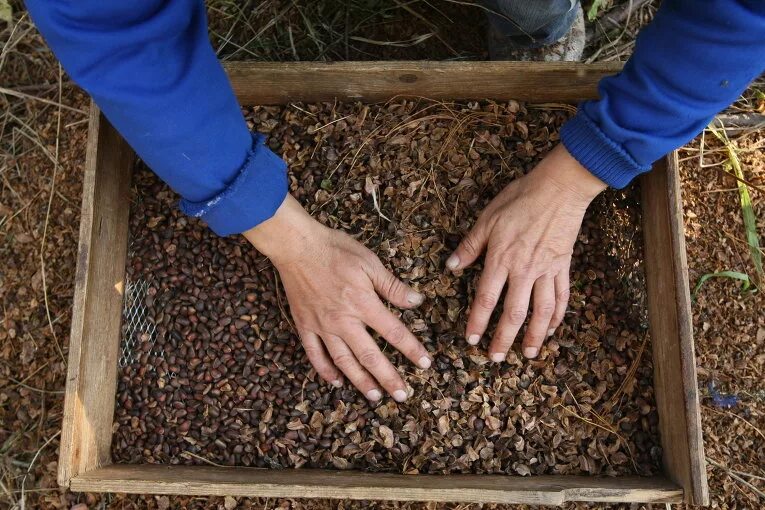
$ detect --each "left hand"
[446,145,607,361]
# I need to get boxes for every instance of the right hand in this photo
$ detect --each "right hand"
[243,195,431,403]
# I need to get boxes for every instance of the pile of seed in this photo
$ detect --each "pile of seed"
[112,100,661,476]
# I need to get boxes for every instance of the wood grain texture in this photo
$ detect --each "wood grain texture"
[640,154,709,505]
[223,61,621,105]
[72,465,683,505]
[58,104,135,486]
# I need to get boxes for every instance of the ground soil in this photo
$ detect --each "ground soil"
[1,0,763,509]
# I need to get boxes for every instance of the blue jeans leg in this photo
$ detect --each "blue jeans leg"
[483,0,580,47]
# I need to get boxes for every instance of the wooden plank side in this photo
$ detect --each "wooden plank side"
[223,61,621,105]
[58,104,134,486]
[72,465,682,505]
[640,154,709,505]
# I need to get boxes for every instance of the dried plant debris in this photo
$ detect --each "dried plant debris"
[112,99,660,477]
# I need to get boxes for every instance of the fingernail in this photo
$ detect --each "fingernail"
[331,379,343,388]
[446,254,460,270]
[366,389,382,401]
[547,328,556,338]
[523,346,539,359]
[467,334,480,345]
[407,291,424,306]
[392,390,408,402]
[418,356,432,369]
[490,352,505,363]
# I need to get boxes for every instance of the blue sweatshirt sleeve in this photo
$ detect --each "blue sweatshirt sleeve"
[561,0,765,188]
[24,0,288,236]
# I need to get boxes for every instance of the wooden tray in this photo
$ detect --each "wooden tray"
[58,61,708,506]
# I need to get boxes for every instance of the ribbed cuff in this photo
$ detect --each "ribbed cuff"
[560,111,651,189]
[180,133,288,236]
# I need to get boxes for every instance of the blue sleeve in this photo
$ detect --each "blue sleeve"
[25,0,288,236]
[560,0,765,188]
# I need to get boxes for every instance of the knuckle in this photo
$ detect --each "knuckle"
[302,343,322,359]
[379,374,401,389]
[384,324,408,347]
[461,232,480,256]
[506,309,528,325]
[358,350,382,368]
[476,292,500,310]
[535,301,555,316]
[556,288,571,302]
[331,352,356,371]
[317,365,335,379]
[384,275,403,299]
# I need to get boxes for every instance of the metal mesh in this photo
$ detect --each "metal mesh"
[119,278,161,368]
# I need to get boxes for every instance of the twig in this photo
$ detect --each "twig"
[703,405,765,441]
[403,370,446,400]
[350,33,435,48]
[438,0,531,39]
[605,332,649,409]
[272,269,295,333]
[40,65,67,366]
[0,86,87,115]
[371,184,393,223]
[9,361,50,389]
[713,112,765,131]
[0,13,32,71]
[3,376,64,395]
[312,114,352,132]
[20,431,61,510]
[586,0,651,44]
[561,383,638,472]
[180,450,227,468]
[711,463,765,482]
[392,0,460,57]
[708,458,765,500]
[586,0,634,63]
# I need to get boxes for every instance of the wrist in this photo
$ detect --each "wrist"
[242,194,320,265]
[532,144,607,205]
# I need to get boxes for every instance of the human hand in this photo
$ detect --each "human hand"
[446,145,607,361]
[243,195,430,402]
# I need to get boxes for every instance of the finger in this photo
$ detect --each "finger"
[489,276,534,362]
[364,301,431,369]
[368,260,424,309]
[323,334,381,401]
[299,329,342,388]
[446,221,489,271]
[521,276,556,359]
[548,266,571,335]
[465,260,507,346]
[344,325,409,403]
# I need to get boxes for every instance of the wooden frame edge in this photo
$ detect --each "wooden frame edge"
[61,67,707,507]
[72,465,683,505]
[58,103,101,487]
[641,154,709,506]
[58,104,135,487]
[223,61,622,104]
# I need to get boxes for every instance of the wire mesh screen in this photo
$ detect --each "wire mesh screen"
[119,277,161,368]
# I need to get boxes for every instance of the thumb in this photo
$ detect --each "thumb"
[446,223,488,271]
[369,261,424,309]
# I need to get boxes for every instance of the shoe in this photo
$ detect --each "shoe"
[488,7,585,62]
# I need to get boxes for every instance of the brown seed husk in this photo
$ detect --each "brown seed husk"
[112,99,660,477]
